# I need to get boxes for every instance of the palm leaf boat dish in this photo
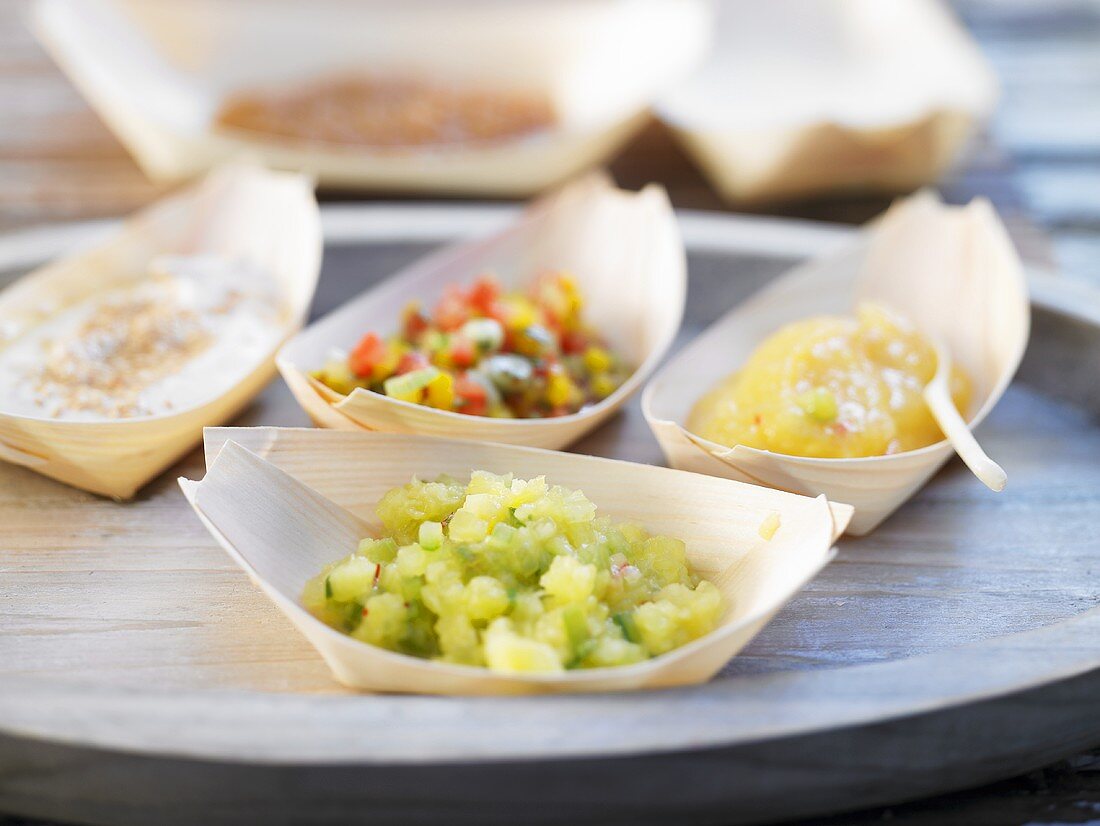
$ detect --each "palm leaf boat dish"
[643,191,1030,535]
[278,174,686,450]
[0,164,321,498]
[33,0,709,195]
[656,0,998,203]
[181,427,852,695]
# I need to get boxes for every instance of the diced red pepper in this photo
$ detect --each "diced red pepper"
[454,375,488,416]
[434,287,469,332]
[450,337,475,369]
[402,304,429,341]
[349,333,386,378]
[395,351,430,375]
[485,301,510,327]
[561,330,588,355]
[467,275,501,315]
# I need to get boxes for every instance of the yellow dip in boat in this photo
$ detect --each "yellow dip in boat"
[687,303,972,458]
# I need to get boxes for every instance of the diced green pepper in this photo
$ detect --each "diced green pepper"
[384,367,440,402]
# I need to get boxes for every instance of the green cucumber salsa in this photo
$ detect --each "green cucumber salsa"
[302,471,723,673]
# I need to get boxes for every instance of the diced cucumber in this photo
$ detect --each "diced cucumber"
[563,604,589,649]
[357,537,397,563]
[418,520,444,551]
[613,611,641,644]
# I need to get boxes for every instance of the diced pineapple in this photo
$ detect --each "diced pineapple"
[352,593,406,647]
[448,510,489,543]
[463,576,510,621]
[436,611,482,665]
[326,556,378,602]
[540,555,596,605]
[396,543,428,578]
[467,470,511,496]
[758,511,781,541]
[484,619,563,673]
[583,635,646,668]
[632,600,682,656]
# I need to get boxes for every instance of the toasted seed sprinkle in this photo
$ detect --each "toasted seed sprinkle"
[29,276,216,418]
[13,256,283,420]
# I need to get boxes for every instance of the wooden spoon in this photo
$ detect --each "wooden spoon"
[924,336,1007,492]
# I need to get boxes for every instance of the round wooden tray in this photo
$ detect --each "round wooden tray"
[1,206,1098,826]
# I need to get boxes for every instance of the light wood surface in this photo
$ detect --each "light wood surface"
[0,214,1097,826]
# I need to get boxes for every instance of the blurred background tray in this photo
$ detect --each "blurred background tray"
[0,206,1097,825]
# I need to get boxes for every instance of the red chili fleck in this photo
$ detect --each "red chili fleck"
[361,607,369,616]
[373,564,381,586]
[753,413,763,426]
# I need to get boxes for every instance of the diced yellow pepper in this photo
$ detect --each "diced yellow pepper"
[312,362,357,395]
[425,371,454,410]
[591,373,617,399]
[556,273,582,322]
[373,341,406,382]
[583,346,613,374]
[546,372,574,407]
[501,296,537,331]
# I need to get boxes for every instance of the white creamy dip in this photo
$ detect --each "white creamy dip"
[0,254,286,420]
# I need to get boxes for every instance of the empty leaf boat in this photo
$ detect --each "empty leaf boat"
[656,0,998,203]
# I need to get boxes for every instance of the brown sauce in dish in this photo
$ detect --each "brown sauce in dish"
[215,76,556,149]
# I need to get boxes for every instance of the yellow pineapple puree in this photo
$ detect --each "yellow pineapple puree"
[687,303,972,459]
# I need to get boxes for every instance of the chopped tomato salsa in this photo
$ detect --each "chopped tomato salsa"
[313,272,632,418]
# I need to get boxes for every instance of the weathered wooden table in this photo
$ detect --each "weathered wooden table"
[0,0,1098,823]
